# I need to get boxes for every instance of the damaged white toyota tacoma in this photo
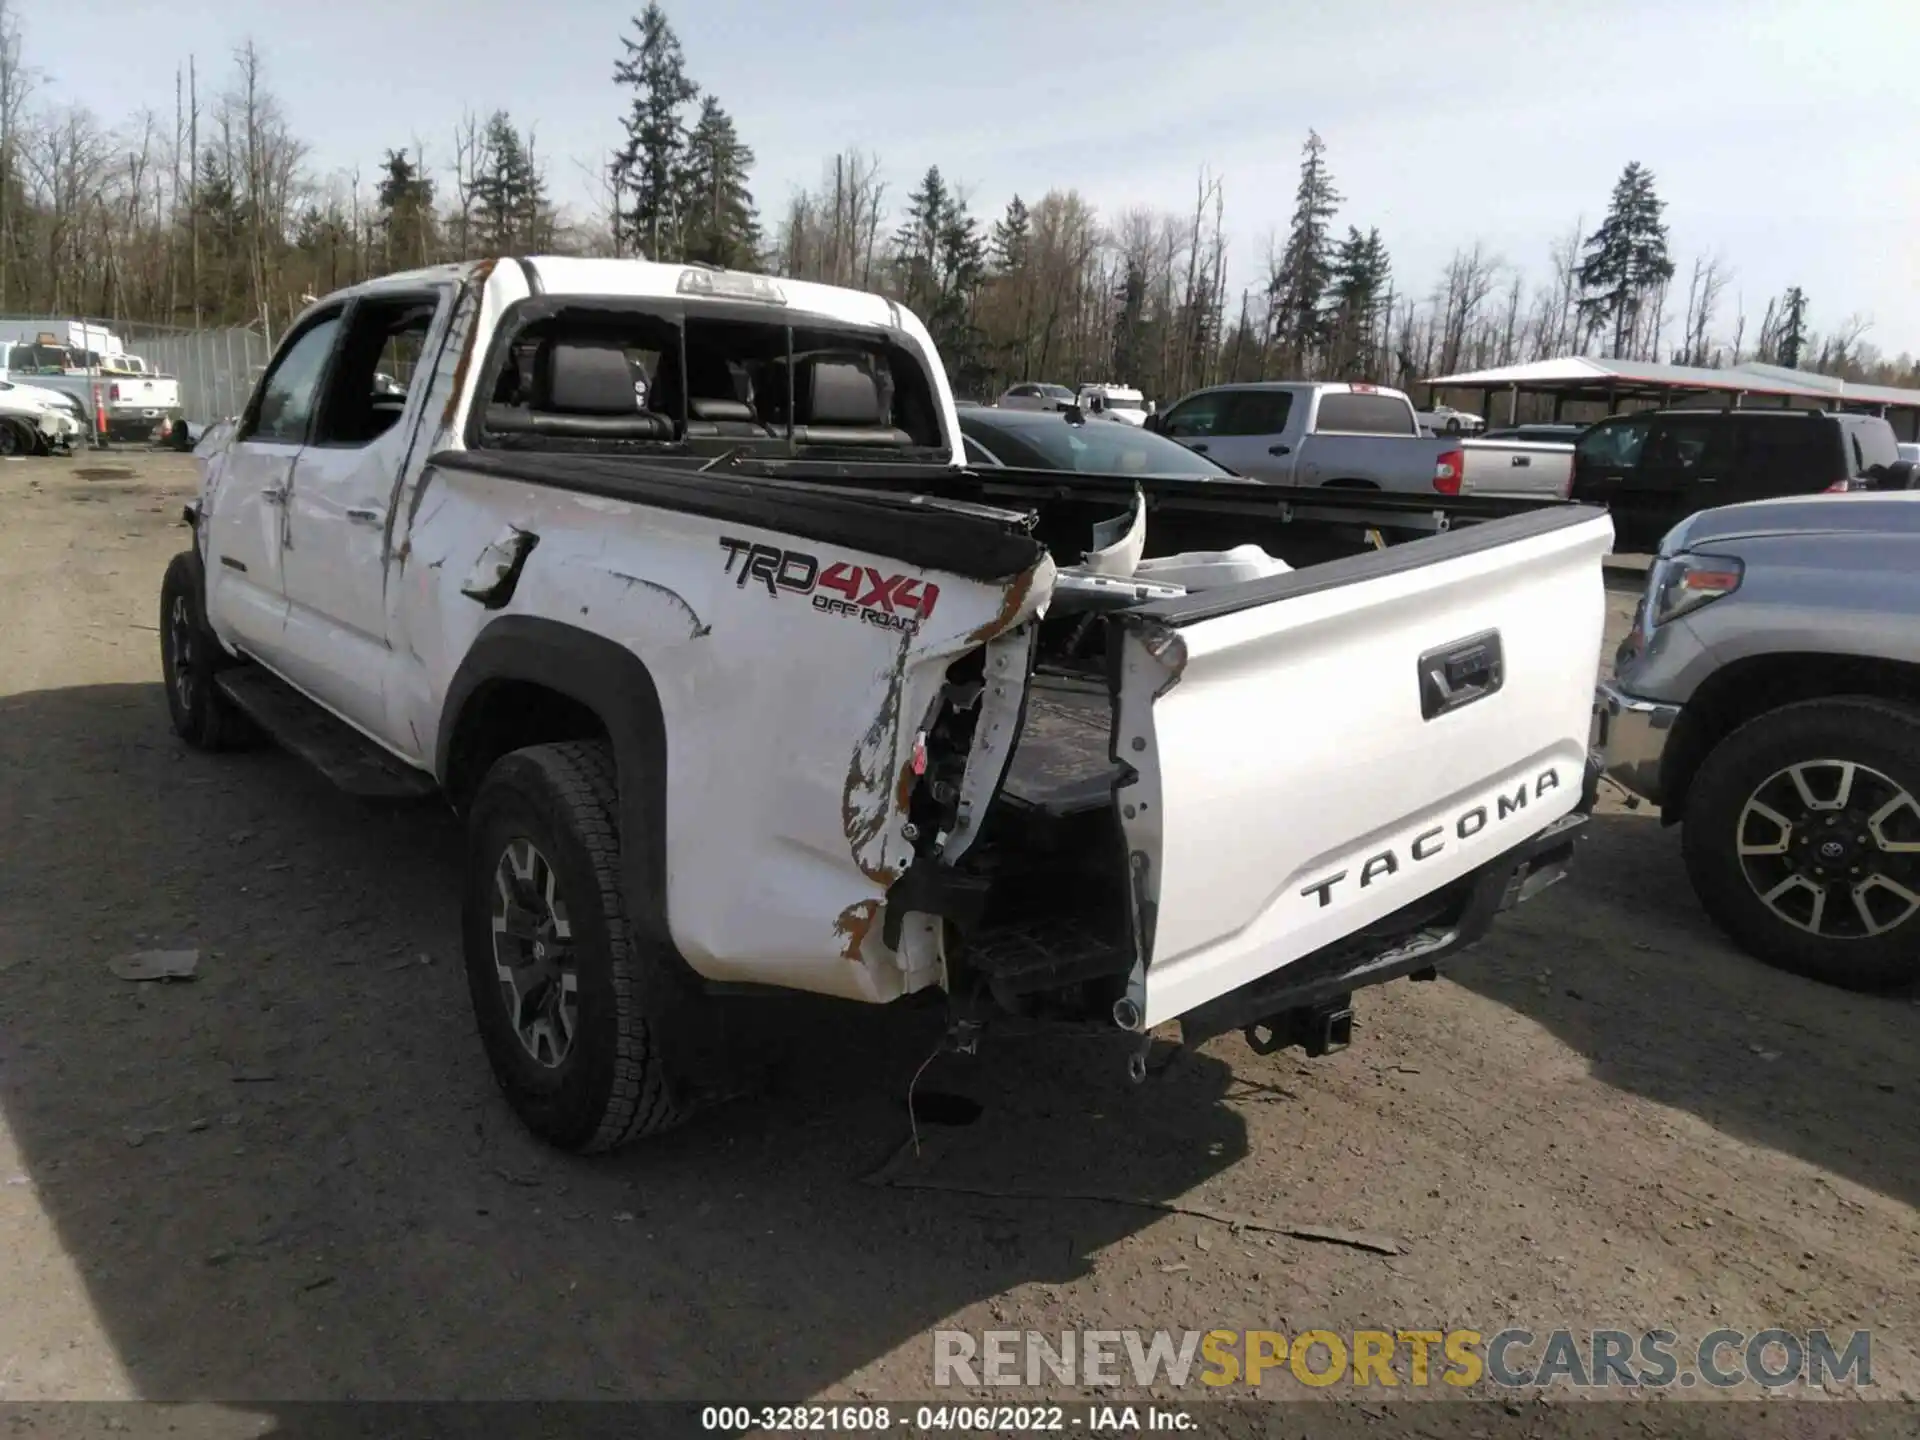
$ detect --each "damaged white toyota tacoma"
[160,256,1612,1152]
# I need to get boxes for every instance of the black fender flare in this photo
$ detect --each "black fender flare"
[438,616,673,959]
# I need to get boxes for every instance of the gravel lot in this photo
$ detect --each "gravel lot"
[0,452,1914,1424]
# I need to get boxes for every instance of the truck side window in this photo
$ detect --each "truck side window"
[244,316,343,445]
[1645,419,1725,469]
[1577,418,1651,469]
[310,295,439,447]
[1161,392,1229,438]
[1218,390,1293,436]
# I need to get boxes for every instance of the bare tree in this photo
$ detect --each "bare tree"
[1435,243,1499,374]
[1825,312,1873,376]
[0,0,36,310]
[450,110,485,261]
[1676,253,1731,366]
[1495,270,1524,365]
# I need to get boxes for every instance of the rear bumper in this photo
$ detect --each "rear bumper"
[1591,679,1681,806]
[1178,762,1599,1044]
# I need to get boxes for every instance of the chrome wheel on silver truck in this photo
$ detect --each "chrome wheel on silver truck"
[1683,697,1920,991]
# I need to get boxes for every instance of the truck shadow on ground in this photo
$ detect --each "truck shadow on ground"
[0,682,1246,1401]
[1453,809,1919,1211]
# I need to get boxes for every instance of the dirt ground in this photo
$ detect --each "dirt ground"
[0,451,1915,1423]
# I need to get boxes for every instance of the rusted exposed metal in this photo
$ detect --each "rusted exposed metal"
[437,257,497,432]
[841,632,916,887]
[965,555,1049,646]
[832,899,882,963]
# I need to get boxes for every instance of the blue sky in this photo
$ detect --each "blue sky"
[17,0,1920,358]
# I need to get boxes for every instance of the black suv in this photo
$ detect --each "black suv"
[1569,407,1907,551]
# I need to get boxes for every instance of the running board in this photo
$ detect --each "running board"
[215,668,439,801]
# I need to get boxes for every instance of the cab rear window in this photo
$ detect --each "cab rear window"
[1314,393,1416,435]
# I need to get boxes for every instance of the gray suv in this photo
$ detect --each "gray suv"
[1596,490,1920,991]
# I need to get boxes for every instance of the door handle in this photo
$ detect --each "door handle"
[1510,455,1531,467]
[261,485,287,506]
[1268,443,1292,456]
[1696,476,1717,484]
[1418,629,1505,721]
[346,507,385,525]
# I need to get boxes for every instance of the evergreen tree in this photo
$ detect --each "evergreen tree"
[988,195,1032,378]
[892,167,986,389]
[681,96,759,268]
[935,189,988,391]
[1110,259,1147,384]
[1778,285,1809,368]
[892,165,951,315]
[473,111,549,253]
[989,194,1029,274]
[376,147,436,268]
[1322,226,1391,376]
[1268,130,1341,372]
[612,2,699,260]
[1576,161,1674,358]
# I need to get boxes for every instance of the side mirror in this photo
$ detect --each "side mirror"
[1142,412,1164,434]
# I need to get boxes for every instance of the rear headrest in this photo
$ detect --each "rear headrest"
[540,341,636,415]
[807,360,883,427]
[686,348,741,401]
[689,397,756,422]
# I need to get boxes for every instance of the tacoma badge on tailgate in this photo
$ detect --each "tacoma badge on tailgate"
[1297,765,1564,908]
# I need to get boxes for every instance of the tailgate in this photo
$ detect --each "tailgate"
[1110,506,1613,1027]
[1462,441,1572,500]
[110,377,178,410]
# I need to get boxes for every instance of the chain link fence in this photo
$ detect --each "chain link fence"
[0,314,270,427]
[117,322,272,427]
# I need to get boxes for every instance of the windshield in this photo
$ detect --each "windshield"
[1091,392,1144,410]
[10,343,80,374]
[964,415,1226,477]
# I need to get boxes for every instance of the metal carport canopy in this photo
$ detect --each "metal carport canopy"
[1425,356,1841,406]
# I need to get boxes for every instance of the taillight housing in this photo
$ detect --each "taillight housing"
[1644,552,1744,630]
[1433,448,1464,495]
[109,382,120,402]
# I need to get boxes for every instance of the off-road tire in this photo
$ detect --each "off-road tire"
[462,740,681,1152]
[1683,697,1920,992]
[158,551,257,751]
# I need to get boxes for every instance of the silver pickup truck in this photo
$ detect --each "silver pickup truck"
[1149,382,1469,496]
[1596,490,1920,993]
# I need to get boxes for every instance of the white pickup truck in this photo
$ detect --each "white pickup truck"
[99,354,185,442]
[0,339,183,444]
[160,257,1612,1153]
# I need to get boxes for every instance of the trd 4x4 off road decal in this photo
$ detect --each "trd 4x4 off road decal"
[718,537,940,635]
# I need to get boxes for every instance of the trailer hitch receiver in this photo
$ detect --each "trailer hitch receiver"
[1244,995,1355,1058]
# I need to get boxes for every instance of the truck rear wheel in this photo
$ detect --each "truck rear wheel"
[462,740,681,1152]
[158,551,256,751]
[1682,697,1920,992]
